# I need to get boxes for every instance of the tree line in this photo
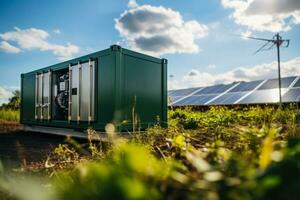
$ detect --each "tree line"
[1,90,20,110]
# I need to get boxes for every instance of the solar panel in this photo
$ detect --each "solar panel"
[258,76,296,90]
[168,90,176,96]
[292,79,300,88]
[173,96,197,106]
[172,97,193,106]
[170,87,200,96]
[168,76,300,106]
[175,94,218,106]
[169,96,183,103]
[175,96,199,105]
[282,76,297,87]
[194,86,217,95]
[194,83,235,95]
[238,89,284,104]
[196,95,219,104]
[229,80,262,92]
[283,88,300,102]
[209,92,248,105]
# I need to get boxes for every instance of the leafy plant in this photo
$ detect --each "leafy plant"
[0,109,19,122]
[0,106,299,200]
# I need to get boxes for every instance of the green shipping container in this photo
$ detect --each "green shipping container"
[20,45,167,136]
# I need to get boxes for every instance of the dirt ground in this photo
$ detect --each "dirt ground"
[0,121,69,169]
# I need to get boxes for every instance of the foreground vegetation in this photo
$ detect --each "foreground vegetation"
[0,106,300,200]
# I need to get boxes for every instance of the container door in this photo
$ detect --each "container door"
[35,71,51,120]
[70,64,79,121]
[69,60,95,122]
[35,74,43,120]
[42,71,51,120]
[80,61,95,121]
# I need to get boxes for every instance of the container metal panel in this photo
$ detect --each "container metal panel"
[21,74,36,122]
[80,63,89,121]
[123,54,162,123]
[42,72,51,120]
[35,72,51,120]
[70,61,95,122]
[97,54,115,124]
[36,74,43,119]
[79,61,95,121]
[71,64,79,121]
[90,61,95,121]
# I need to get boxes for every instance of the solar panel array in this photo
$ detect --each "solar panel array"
[168,76,300,106]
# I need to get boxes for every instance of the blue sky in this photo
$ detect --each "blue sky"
[0,0,300,103]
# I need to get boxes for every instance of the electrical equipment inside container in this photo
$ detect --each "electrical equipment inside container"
[52,69,69,120]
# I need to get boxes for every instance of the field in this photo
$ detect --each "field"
[0,109,19,123]
[0,106,300,200]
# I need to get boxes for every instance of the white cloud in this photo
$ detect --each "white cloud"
[53,29,61,34]
[0,27,79,60]
[0,86,17,106]
[171,57,300,89]
[240,30,252,39]
[128,0,138,8]
[207,64,216,69]
[187,70,199,77]
[221,0,300,32]
[115,4,208,56]
[168,79,181,90]
[0,41,21,53]
[51,43,80,61]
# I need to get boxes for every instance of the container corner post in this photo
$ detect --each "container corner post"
[110,44,122,52]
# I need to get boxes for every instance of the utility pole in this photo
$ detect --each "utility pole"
[275,33,282,108]
[246,33,289,108]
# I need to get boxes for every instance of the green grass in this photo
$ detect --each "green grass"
[0,106,300,200]
[0,109,19,122]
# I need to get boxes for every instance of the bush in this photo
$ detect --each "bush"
[0,109,19,122]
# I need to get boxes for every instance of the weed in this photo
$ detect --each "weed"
[0,106,300,200]
[0,109,19,122]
